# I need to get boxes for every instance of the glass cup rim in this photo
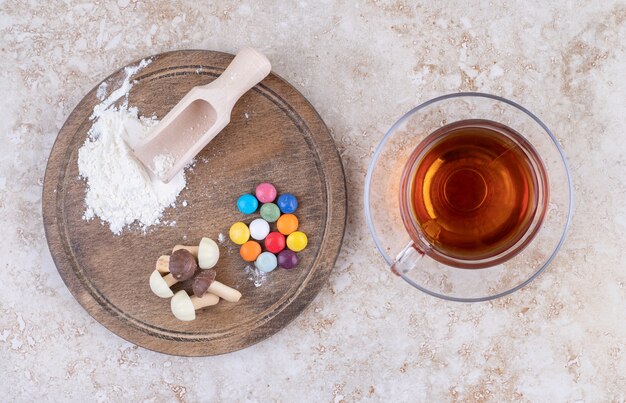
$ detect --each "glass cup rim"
[364,92,574,302]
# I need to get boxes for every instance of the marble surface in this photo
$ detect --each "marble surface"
[1,1,625,401]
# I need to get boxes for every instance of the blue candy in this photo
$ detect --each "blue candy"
[237,194,259,214]
[255,251,277,273]
[277,193,298,213]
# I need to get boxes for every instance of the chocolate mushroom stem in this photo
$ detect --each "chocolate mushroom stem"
[193,270,241,302]
[172,244,199,256]
[191,293,219,310]
[171,290,219,321]
[208,281,241,302]
[156,255,170,273]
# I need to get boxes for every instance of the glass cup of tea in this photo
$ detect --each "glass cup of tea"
[365,93,573,301]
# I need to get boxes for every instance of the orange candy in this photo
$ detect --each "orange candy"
[240,240,262,262]
[277,213,299,235]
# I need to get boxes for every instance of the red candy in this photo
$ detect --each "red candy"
[264,231,285,254]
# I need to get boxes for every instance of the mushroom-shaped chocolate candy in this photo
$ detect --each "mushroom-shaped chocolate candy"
[173,237,219,269]
[149,249,197,298]
[170,290,219,321]
[193,270,242,302]
[149,270,175,298]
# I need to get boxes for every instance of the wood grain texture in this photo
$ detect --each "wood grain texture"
[42,50,347,356]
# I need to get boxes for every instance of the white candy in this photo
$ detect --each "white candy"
[249,218,270,241]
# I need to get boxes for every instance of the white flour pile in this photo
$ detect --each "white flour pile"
[78,59,187,235]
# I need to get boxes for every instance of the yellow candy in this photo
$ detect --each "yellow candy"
[229,222,250,245]
[286,231,308,252]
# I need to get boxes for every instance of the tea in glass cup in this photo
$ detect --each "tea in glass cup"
[399,119,549,268]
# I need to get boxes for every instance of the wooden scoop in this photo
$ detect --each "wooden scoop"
[130,47,271,182]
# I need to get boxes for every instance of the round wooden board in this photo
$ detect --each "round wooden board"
[42,50,346,356]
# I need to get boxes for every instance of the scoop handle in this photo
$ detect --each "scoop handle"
[208,47,271,109]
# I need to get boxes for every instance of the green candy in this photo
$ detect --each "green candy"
[260,203,281,223]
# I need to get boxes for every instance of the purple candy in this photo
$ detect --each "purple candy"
[277,249,298,269]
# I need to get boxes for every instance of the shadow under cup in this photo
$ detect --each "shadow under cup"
[365,93,573,302]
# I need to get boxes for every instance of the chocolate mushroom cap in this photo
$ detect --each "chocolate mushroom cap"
[171,290,195,321]
[149,270,174,298]
[169,249,197,281]
[198,237,219,269]
[193,269,216,297]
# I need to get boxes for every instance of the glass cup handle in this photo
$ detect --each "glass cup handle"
[391,242,425,275]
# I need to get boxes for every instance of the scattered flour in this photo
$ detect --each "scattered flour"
[244,265,267,287]
[96,82,108,100]
[78,59,187,235]
[91,59,152,118]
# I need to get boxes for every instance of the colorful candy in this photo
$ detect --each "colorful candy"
[260,202,280,222]
[249,218,270,241]
[240,240,262,262]
[231,184,306,276]
[277,193,298,214]
[286,231,308,252]
[264,231,286,254]
[229,222,250,245]
[277,213,298,235]
[237,194,258,214]
[255,251,277,273]
[278,249,298,269]
[255,182,277,203]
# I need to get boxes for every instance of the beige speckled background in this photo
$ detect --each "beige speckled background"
[1,1,625,401]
